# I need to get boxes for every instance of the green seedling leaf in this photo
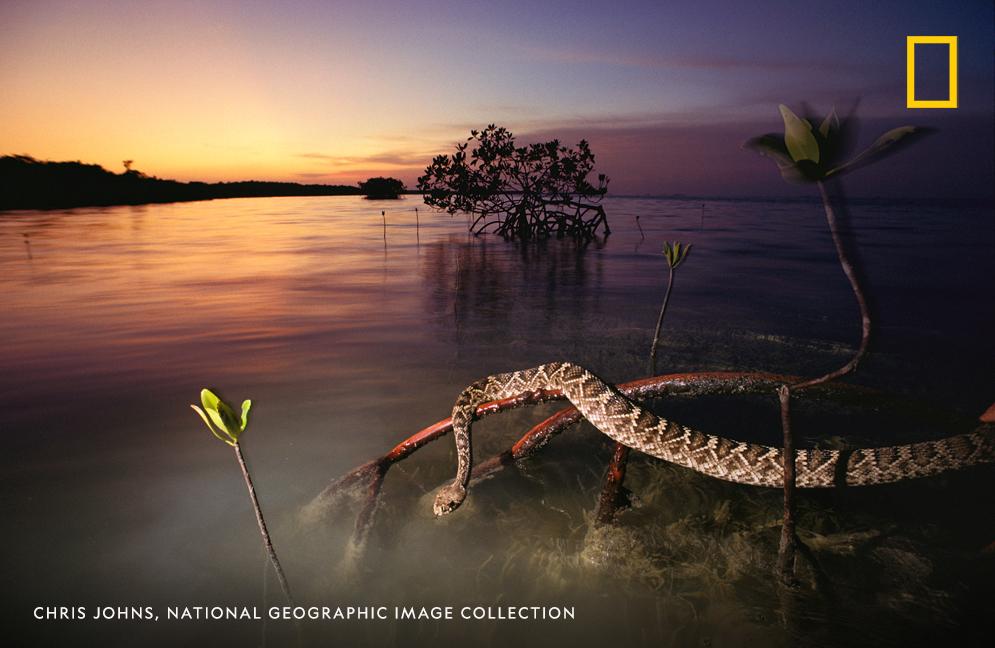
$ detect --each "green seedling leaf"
[216,398,242,440]
[779,104,820,164]
[819,107,839,140]
[190,404,213,431]
[205,407,228,438]
[200,388,221,413]
[743,134,811,183]
[662,241,691,269]
[743,134,793,167]
[240,399,252,433]
[750,104,927,185]
[678,243,692,267]
[827,126,930,177]
[871,125,919,148]
[199,388,240,443]
[191,404,236,446]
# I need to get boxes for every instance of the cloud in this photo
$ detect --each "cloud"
[295,150,434,168]
[515,43,864,74]
[294,172,335,179]
[296,152,337,162]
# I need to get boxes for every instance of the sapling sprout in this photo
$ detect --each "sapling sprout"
[648,240,691,375]
[746,103,930,583]
[191,389,293,604]
[747,104,930,379]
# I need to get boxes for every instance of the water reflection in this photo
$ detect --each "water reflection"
[420,235,606,349]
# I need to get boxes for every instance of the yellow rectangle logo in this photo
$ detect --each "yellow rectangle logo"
[907,35,958,108]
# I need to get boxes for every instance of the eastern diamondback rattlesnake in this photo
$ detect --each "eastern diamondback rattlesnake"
[433,363,995,515]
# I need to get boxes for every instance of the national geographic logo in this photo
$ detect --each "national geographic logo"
[907,35,958,109]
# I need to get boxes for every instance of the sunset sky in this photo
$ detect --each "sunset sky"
[1,0,991,198]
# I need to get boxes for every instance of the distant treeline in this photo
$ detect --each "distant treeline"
[0,155,409,210]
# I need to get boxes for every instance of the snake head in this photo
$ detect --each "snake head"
[433,483,467,517]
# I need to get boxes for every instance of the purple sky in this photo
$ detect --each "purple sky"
[2,0,991,198]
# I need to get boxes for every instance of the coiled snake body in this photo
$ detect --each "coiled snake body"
[433,362,995,515]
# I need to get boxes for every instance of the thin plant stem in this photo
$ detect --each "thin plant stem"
[260,552,269,646]
[793,180,871,389]
[776,385,797,583]
[605,241,677,525]
[649,266,675,376]
[234,442,293,605]
[776,179,872,584]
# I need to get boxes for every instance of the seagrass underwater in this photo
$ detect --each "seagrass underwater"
[33,605,577,623]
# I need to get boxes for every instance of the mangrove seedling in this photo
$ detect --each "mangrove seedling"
[747,104,931,377]
[648,240,691,375]
[191,389,293,604]
[746,104,930,583]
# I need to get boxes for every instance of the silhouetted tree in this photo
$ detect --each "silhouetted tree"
[122,159,134,172]
[418,125,610,239]
[359,176,405,199]
[0,155,364,210]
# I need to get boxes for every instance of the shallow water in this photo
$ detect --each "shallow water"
[1,195,993,646]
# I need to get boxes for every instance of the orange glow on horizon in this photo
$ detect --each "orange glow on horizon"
[0,2,463,186]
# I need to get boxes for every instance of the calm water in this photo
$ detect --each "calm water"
[1,196,993,646]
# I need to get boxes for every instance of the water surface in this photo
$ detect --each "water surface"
[2,196,993,646]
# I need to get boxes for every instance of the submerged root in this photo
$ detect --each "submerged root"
[305,367,984,609]
[299,459,384,526]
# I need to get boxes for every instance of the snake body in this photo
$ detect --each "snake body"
[433,362,995,515]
